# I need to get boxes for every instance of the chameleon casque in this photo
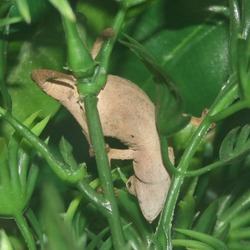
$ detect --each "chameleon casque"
[30,34,174,223]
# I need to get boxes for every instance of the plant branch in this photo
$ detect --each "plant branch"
[0,107,110,216]
[185,161,229,177]
[83,95,126,249]
[15,213,36,250]
[0,27,12,110]
[155,75,241,248]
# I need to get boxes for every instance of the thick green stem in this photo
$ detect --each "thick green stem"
[15,214,36,250]
[83,95,126,249]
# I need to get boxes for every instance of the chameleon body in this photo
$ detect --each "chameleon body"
[31,68,172,223]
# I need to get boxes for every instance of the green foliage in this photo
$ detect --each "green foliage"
[220,125,250,163]
[1,0,250,249]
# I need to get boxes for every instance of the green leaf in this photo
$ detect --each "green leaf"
[59,137,78,170]
[237,36,250,104]
[114,0,228,116]
[15,0,31,23]
[194,200,219,234]
[120,0,147,9]
[215,189,250,238]
[0,229,14,250]
[49,0,75,22]
[86,227,109,250]
[0,138,9,187]
[0,17,23,27]
[174,228,228,250]
[173,194,195,233]
[2,10,66,137]
[219,125,250,163]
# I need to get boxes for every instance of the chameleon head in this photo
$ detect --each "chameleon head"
[126,175,170,223]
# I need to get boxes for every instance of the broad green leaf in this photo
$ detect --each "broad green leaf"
[2,8,66,137]
[114,0,228,116]
[219,125,250,163]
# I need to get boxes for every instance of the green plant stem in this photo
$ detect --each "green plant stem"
[155,119,211,248]
[15,213,36,250]
[156,74,241,248]
[78,7,127,96]
[229,0,240,73]
[186,160,229,177]
[94,7,127,80]
[0,107,110,215]
[26,209,45,250]
[83,95,126,249]
[0,107,85,183]
[0,27,12,110]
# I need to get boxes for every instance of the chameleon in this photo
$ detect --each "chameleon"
[30,32,173,223]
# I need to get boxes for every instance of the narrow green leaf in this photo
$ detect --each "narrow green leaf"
[59,137,78,170]
[215,189,250,238]
[242,0,250,38]
[194,200,219,234]
[219,125,250,163]
[231,210,250,229]
[15,0,31,23]
[230,227,250,241]
[237,37,250,103]
[0,17,23,27]
[99,223,132,250]
[120,0,147,9]
[172,239,214,250]
[173,194,195,234]
[0,138,9,186]
[30,114,50,137]
[174,228,228,250]
[49,0,75,22]
[0,229,14,250]
[86,227,109,250]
